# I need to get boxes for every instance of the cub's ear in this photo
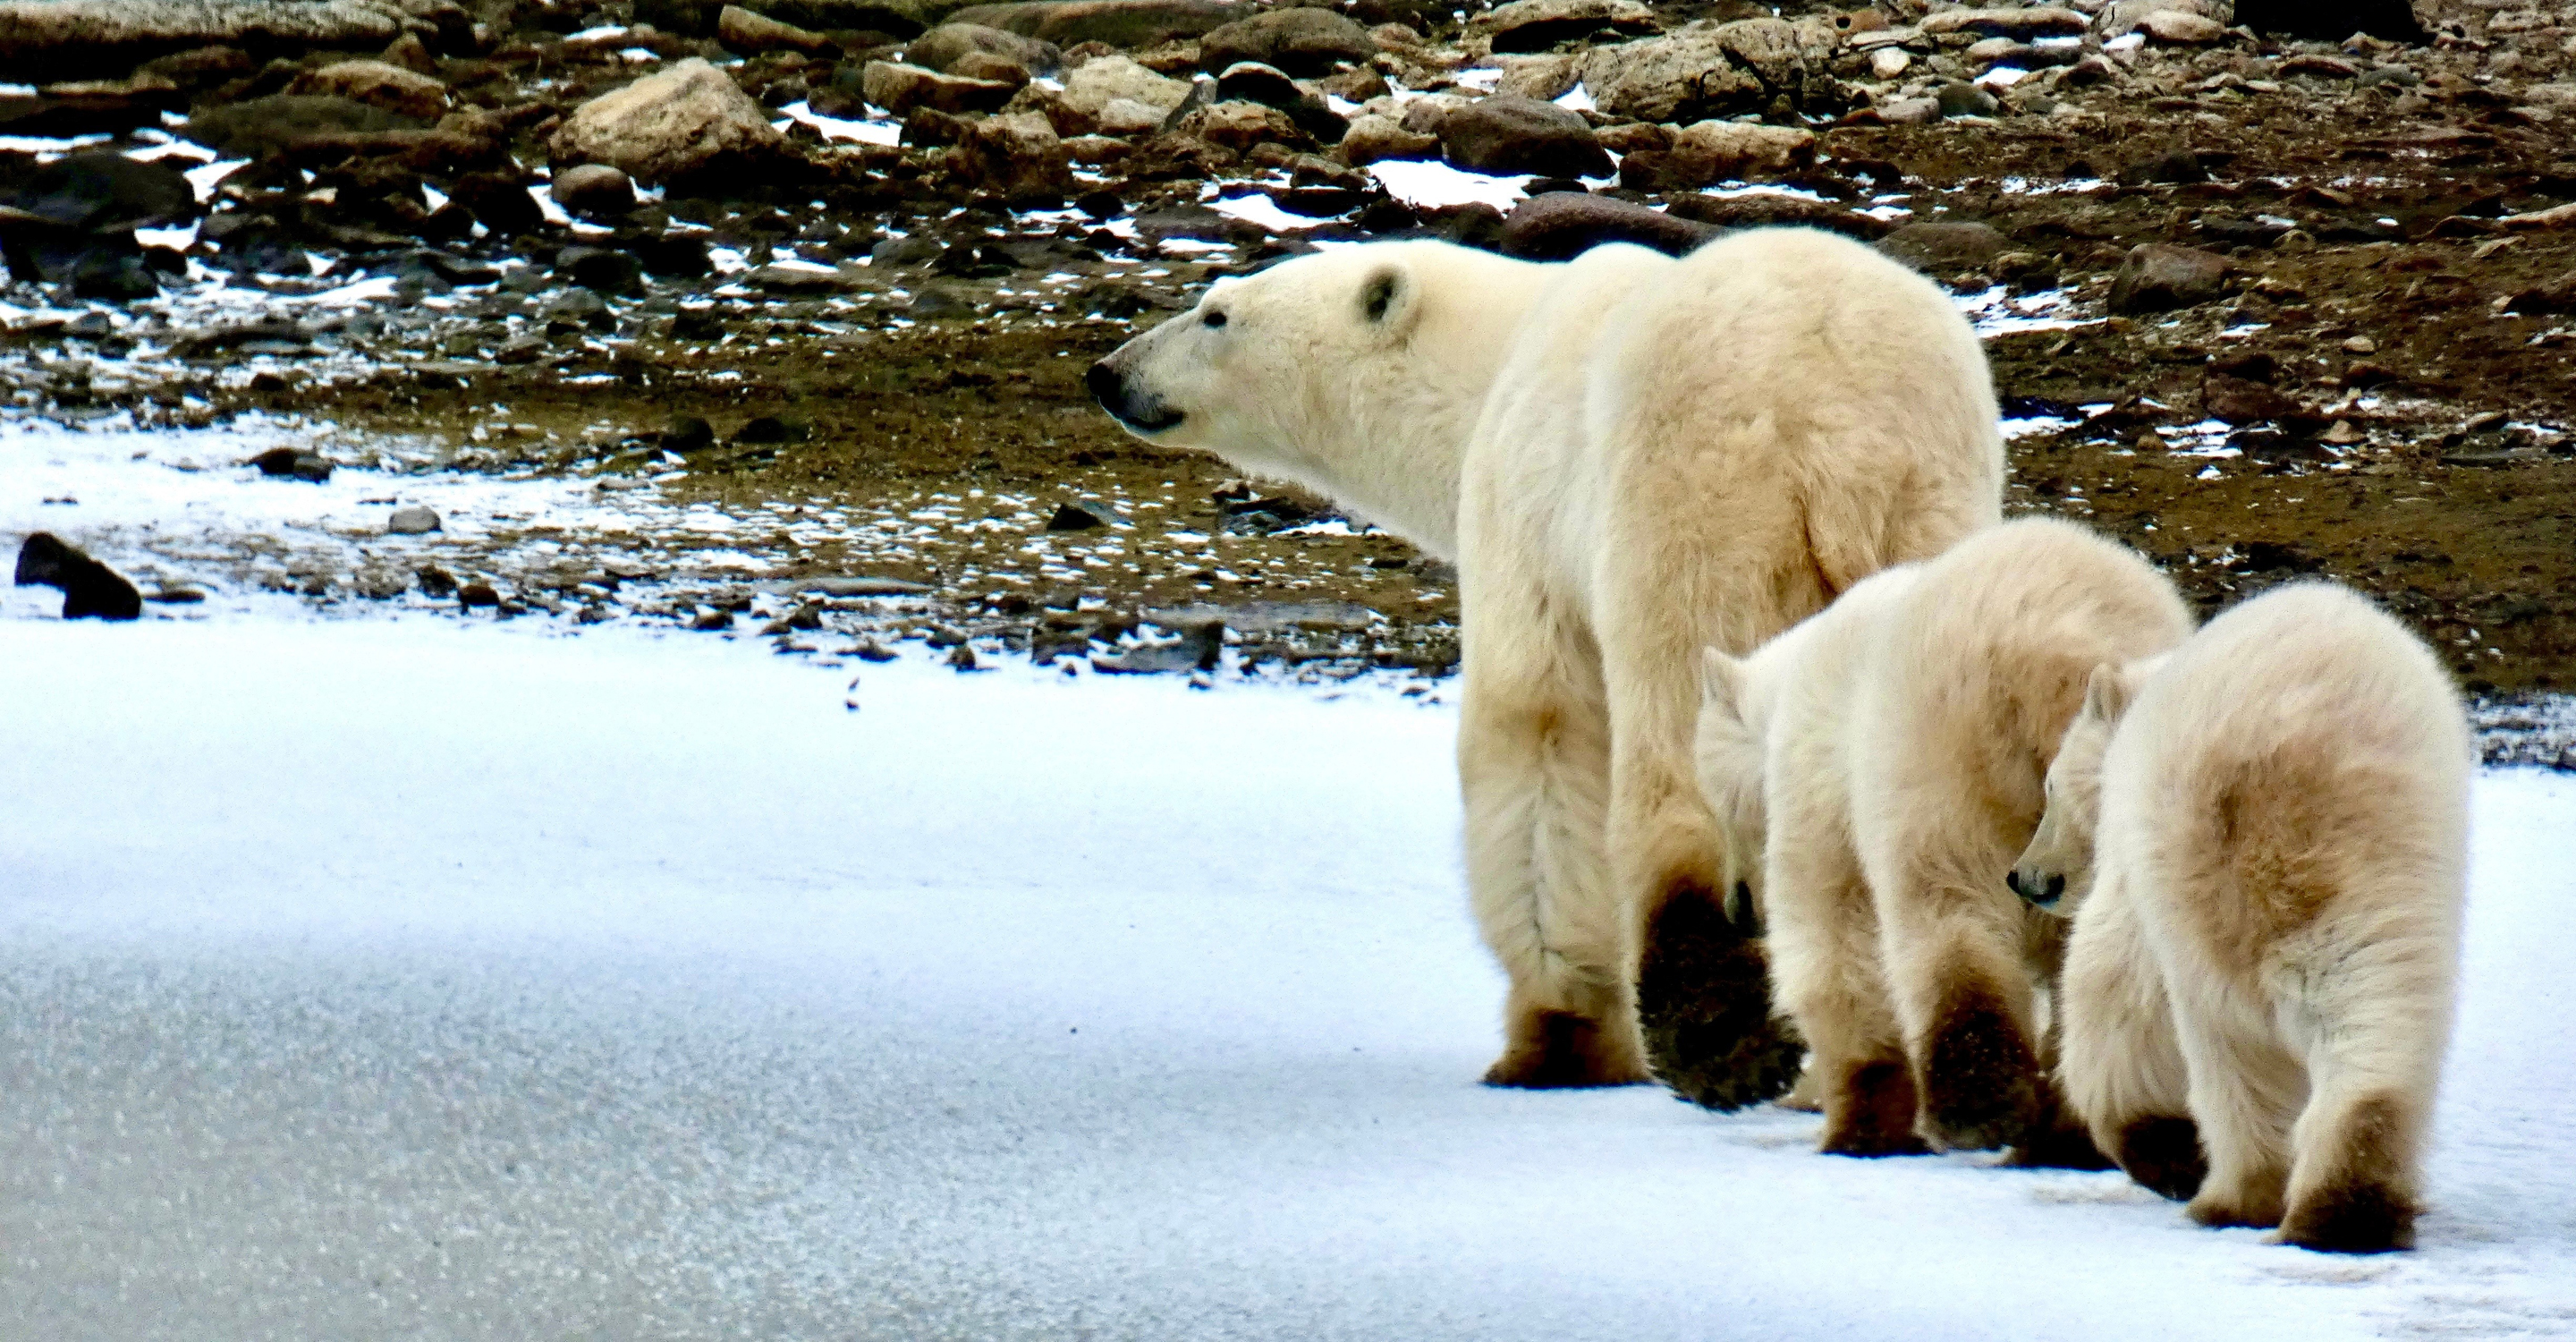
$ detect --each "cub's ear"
[1699,647,1748,720]
[1357,259,1419,336]
[2080,660,2140,726]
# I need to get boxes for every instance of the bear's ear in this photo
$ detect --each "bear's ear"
[2080,660,2138,726]
[1358,260,1419,336]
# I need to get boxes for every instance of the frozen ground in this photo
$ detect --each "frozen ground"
[3,618,2572,1340]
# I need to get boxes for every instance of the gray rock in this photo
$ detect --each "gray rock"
[549,163,636,220]
[180,94,421,157]
[861,60,1018,116]
[944,0,1250,50]
[0,0,403,80]
[386,505,442,534]
[905,21,1060,74]
[1436,94,1610,179]
[1876,220,2008,273]
[1579,19,1833,124]
[1919,5,2091,38]
[1197,6,1373,77]
[801,575,934,596]
[2109,243,2232,314]
[547,58,787,186]
[1934,81,2000,118]
[717,4,837,55]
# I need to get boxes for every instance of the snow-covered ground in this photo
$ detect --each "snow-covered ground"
[3,617,2572,1339]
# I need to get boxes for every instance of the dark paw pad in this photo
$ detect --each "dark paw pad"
[2282,1182,2417,1254]
[1636,879,1804,1112]
[1919,991,2038,1151]
[2008,1121,2118,1170]
[1820,1059,1931,1157]
[2118,1116,2208,1201]
[1482,1012,1634,1089]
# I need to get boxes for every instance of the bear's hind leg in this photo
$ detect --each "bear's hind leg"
[1462,620,1645,1089]
[2174,990,2303,1231]
[2280,1090,2422,1253]
[1767,828,1924,1155]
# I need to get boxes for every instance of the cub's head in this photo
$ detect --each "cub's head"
[1695,648,1772,937]
[1084,244,1428,482]
[2011,659,2148,916]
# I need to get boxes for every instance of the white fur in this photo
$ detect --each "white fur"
[1699,518,2193,1152]
[1096,232,2003,1085]
[2015,582,2470,1250]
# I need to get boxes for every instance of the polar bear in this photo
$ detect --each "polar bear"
[2012,582,2470,1252]
[1696,517,2193,1156]
[1089,231,2003,1100]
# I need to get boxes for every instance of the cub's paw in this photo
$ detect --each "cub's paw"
[1482,1011,1649,1089]
[2115,1116,2208,1201]
[1917,989,2038,1151]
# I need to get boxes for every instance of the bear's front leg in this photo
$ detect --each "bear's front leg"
[1460,646,1648,1088]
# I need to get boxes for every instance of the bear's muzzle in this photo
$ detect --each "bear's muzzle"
[1087,361,1184,435]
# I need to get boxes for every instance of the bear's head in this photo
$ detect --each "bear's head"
[1694,648,1774,937]
[1086,241,1530,557]
[2011,658,2153,915]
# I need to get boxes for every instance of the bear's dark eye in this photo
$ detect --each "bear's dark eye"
[1202,310,1227,328]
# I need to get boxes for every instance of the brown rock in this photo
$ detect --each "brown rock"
[1436,94,1611,178]
[1335,112,1437,166]
[718,4,838,55]
[549,162,636,219]
[1617,119,1812,190]
[1499,191,1718,260]
[1182,99,1302,152]
[1877,220,2009,272]
[954,108,1072,196]
[0,0,403,81]
[285,60,447,119]
[906,21,1061,74]
[2108,242,2231,313]
[944,0,1250,51]
[548,57,789,186]
[862,59,1019,115]
[1197,6,1373,77]
[1472,0,1658,55]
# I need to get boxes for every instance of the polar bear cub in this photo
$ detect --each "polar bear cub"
[1698,517,2194,1157]
[2012,582,2470,1253]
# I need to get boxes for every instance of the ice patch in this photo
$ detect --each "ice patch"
[1209,194,1331,233]
[1555,83,1597,114]
[775,101,903,146]
[1368,158,1531,211]
[183,158,249,204]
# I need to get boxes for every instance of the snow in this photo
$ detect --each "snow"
[775,99,903,146]
[2,616,2572,1339]
[1209,193,1333,233]
[1367,158,1534,212]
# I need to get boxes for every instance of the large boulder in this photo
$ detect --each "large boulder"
[1062,52,1191,115]
[181,94,423,157]
[1470,0,1658,55]
[1615,119,1812,190]
[953,109,1072,196]
[1436,94,1611,178]
[945,0,1250,49]
[548,58,789,186]
[1918,5,2090,38]
[0,0,404,81]
[1335,112,1437,166]
[863,59,1019,114]
[905,21,1061,73]
[718,5,841,55]
[2238,0,2421,40]
[1580,17,1841,123]
[3,149,195,230]
[724,0,941,37]
[1499,191,1718,259]
[1197,6,1374,76]
[2108,243,2231,313]
[285,59,449,119]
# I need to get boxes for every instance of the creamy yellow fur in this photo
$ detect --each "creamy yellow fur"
[2014,582,2470,1251]
[1093,232,2002,1086]
[1698,518,2193,1151]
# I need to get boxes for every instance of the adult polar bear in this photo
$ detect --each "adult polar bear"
[1089,229,2003,1100]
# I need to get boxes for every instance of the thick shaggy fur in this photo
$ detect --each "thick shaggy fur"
[1697,518,2192,1156]
[1091,233,2003,1096]
[2013,582,2470,1252]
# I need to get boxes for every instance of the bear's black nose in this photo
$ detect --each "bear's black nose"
[1085,361,1123,409]
[2005,871,2023,896]
[2045,873,2064,902]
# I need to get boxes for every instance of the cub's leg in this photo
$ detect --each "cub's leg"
[2277,933,2452,1253]
[1870,862,2044,1151]
[2172,981,2305,1231]
[2006,915,2114,1170]
[1767,805,1925,1157]
[2055,869,2203,1196]
[1462,607,1644,1088]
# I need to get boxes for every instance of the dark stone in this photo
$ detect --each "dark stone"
[449,170,545,237]
[179,95,423,157]
[555,245,648,296]
[2203,369,2301,425]
[250,446,334,482]
[1934,81,2000,118]
[1046,499,1114,531]
[2109,242,2232,314]
[416,565,458,598]
[2135,148,2209,185]
[458,582,502,607]
[2238,0,2423,42]
[623,231,715,278]
[1663,191,1892,241]
[2,150,196,231]
[1500,191,1718,259]
[1436,95,1612,178]
[13,532,140,621]
[663,415,718,453]
[732,414,812,444]
[945,0,1251,50]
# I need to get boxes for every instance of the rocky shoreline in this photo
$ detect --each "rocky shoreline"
[3,0,2574,760]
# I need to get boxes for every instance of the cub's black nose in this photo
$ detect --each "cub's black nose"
[1085,361,1122,408]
